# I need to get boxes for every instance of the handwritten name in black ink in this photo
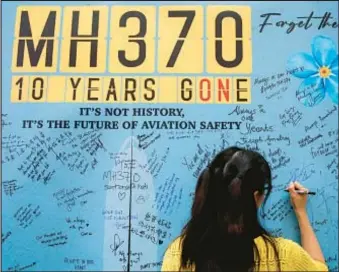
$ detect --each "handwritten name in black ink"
[241,123,273,135]
[110,234,124,256]
[137,132,161,150]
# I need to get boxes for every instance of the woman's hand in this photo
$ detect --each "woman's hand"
[287,182,326,265]
[287,181,308,215]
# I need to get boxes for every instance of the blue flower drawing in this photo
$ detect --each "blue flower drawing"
[287,35,338,107]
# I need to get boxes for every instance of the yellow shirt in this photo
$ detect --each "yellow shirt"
[161,236,328,271]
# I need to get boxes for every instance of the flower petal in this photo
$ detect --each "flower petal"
[325,75,338,104]
[296,76,325,107]
[287,53,318,78]
[330,55,338,76]
[311,35,337,67]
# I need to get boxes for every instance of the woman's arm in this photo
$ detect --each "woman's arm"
[287,181,326,263]
[295,209,325,263]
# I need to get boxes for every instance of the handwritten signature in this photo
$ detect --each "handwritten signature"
[110,234,124,256]
[289,163,315,183]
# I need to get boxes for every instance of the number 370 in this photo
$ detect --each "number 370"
[108,6,252,74]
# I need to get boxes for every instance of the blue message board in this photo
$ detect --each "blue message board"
[2,1,338,271]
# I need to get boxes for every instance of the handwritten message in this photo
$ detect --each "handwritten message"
[36,231,68,247]
[2,179,23,196]
[14,204,41,229]
[154,174,183,216]
[2,134,27,164]
[53,187,94,211]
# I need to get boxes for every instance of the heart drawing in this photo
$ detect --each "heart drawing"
[118,192,126,200]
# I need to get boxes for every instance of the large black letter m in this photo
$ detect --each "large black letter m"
[16,10,57,67]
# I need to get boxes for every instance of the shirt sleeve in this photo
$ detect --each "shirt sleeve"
[283,239,328,271]
[161,239,182,272]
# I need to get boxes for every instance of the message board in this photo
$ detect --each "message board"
[2,1,338,271]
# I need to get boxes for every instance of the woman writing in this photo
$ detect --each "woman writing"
[161,147,328,271]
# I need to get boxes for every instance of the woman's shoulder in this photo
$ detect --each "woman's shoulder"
[162,236,186,271]
[254,236,304,256]
[168,235,299,252]
[169,236,183,248]
[167,235,306,257]
[254,236,328,271]
[164,236,184,256]
[270,236,305,253]
[255,235,298,246]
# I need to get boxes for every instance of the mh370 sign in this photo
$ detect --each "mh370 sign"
[11,5,252,104]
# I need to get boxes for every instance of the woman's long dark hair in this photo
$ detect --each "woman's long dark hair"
[180,147,280,272]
